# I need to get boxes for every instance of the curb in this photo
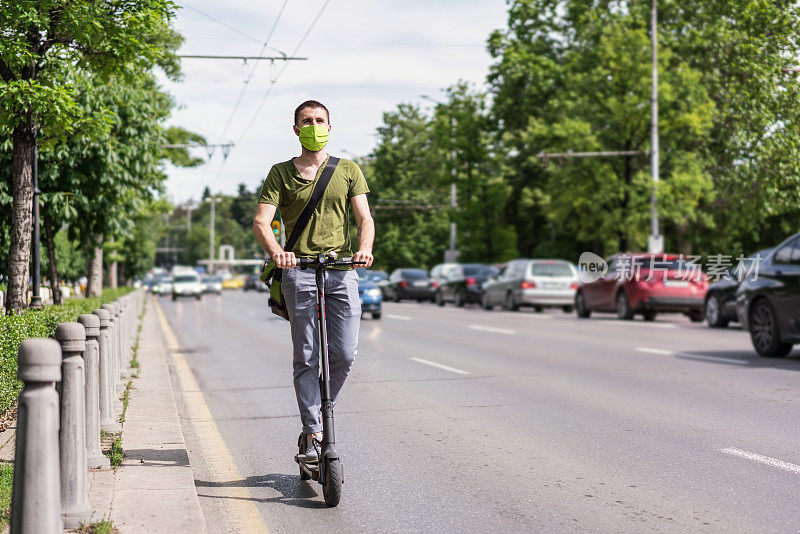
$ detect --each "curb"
[84,296,207,533]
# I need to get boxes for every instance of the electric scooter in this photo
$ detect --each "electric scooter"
[294,251,365,507]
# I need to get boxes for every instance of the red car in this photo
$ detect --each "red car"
[575,253,709,321]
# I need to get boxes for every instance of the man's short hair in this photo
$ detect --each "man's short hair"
[294,100,330,125]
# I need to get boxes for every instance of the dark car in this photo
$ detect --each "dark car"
[358,275,383,319]
[576,253,709,321]
[704,249,771,328]
[736,233,800,357]
[384,269,435,302]
[243,273,267,292]
[434,264,499,307]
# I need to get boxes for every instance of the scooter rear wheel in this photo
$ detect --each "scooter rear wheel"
[322,459,342,507]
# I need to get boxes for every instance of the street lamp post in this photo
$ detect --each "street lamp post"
[30,142,43,308]
[204,197,222,274]
[648,0,663,254]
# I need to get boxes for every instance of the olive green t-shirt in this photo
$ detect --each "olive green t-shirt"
[258,156,369,258]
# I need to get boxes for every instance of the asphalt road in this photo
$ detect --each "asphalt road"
[157,290,800,533]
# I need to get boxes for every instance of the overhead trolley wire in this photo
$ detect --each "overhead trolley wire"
[234,0,332,147]
[187,0,290,199]
[202,0,332,195]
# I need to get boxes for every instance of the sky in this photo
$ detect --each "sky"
[160,0,510,203]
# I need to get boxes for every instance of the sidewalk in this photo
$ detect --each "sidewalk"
[83,297,206,533]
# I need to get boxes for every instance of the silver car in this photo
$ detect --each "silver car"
[201,275,223,294]
[481,259,578,312]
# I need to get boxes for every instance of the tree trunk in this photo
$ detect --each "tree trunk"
[87,235,103,297]
[43,214,62,305]
[109,260,118,289]
[5,121,36,314]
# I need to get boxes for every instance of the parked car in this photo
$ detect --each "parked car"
[358,273,383,319]
[152,276,173,296]
[201,275,223,294]
[435,264,499,307]
[736,233,800,357]
[172,273,203,301]
[243,273,267,292]
[430,263,462,289]
[704,249,771,328]
[384,269,435,302]
[356,268,389,290]
[575,253,708,321]
[482,259,578,312]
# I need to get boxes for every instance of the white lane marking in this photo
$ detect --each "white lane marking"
[637,347,671,355]
[637,347,749,366]
[386,314,412,321]
[495,312,552,319]
[611,321,675,329]
[721,448,800,475]
[410,357,471,375]
[469,324,516,335]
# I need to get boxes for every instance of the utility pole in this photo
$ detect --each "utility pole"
[446,115,459,263]
[205,197,222,274]
[421,95,460,263]
[648,0,663,254]
[184,201,196,232]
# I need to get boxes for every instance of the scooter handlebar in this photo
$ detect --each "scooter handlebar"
[298,256,367,270]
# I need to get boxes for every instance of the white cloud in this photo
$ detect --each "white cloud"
[162,0,509,202]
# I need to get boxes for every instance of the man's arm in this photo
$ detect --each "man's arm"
[253,203,297,268]
[350,194,374,268]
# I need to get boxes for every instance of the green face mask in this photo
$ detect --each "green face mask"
[297,124,329,152]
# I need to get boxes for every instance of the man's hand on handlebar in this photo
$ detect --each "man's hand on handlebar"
[274,251,297,269]
[353,250,374,268]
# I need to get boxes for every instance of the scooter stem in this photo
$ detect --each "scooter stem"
[316,265,336,454]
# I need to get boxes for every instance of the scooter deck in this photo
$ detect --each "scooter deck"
[295,454,320,481]
[294,454,319,468]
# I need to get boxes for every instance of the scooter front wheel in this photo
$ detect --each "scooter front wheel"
[322,459,342,507]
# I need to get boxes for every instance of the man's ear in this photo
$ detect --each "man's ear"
[293,125,300,135]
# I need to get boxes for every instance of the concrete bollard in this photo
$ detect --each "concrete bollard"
[101,303,123,396]
[93,309,121,433]
[121,300,130,369]
[78,314,110,469]
[10,338,63,534]
[55,323,92,528]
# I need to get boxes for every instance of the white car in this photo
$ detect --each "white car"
[152,276,173,296]
[201,275,223,294]
[172,274,203,301]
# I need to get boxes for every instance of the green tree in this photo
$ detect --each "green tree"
[430,83,518,263]
[487,0,800,259]
[162,126,206,168]
[365,104,450,272]
[0,0,180,312]
[36,71,177,295]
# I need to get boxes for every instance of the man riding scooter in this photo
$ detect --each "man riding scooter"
[252,100,374,462]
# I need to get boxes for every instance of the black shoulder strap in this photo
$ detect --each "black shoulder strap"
[284,156,340,253]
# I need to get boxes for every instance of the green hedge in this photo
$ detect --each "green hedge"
[0,288,134,419]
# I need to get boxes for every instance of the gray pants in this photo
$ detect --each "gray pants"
[282,267,361,434]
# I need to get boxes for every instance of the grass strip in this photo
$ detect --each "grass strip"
[0,462,13,530]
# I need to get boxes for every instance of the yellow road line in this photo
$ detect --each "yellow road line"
[154,299,269,533]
